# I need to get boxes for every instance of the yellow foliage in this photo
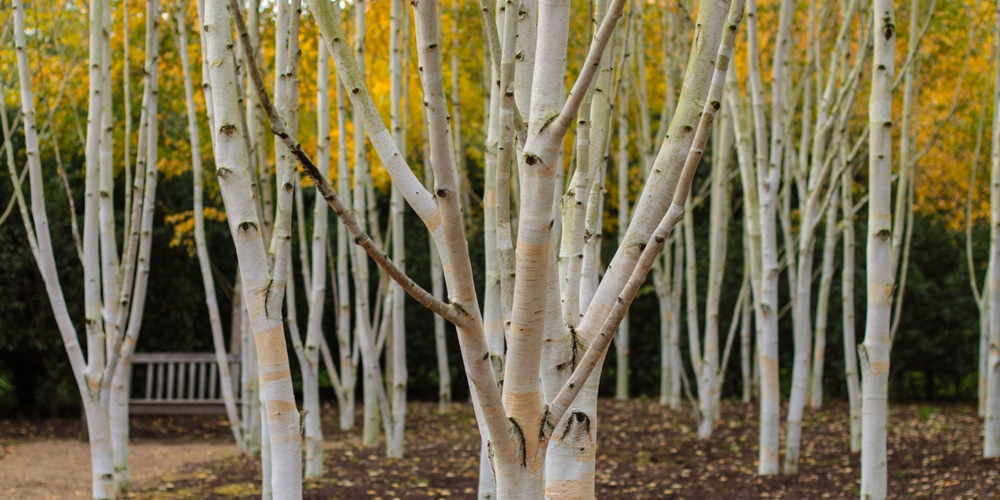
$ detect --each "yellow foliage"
[6,0,998,251]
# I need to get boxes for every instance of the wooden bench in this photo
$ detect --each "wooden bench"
[129,353,241,415]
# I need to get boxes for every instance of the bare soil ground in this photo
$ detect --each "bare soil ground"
[3,400,999,499]
[0,414,238,498]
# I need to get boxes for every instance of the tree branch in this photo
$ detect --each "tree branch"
[225,0,473,331]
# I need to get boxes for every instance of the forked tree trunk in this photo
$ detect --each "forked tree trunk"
[743,0,786,475]
[12,0,116,495]
[276,0,744,496]
[727,67,763,409]
[204,0,302,496]
[557,1,733,493]
[109,0,164,489]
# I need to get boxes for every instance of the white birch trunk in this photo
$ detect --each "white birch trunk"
[727,69,761,412]
[388,0,408,458]
[860,1,896,497]
[684,197,704,420]
[83,0,113,494]
[98,0,119,434]
[741,257,753,404]
[12,0,115,495]
[614,84,631,402]
[670,236,684,410]
[840,26,863,463]
[203,0,302,495]
[652,236,676,408]
[558,0,732,490]
[110,12,160,486]
[479,13,505,495]
[745,0,784,475]
[175,2,243,448]
[984,0,1000,458]
[809,191,840,410]
[699,101,734,438]
[334,68,357,433]
[345,0,381,449]
[301,40,333,478]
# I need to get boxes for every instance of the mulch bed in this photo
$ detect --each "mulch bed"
[6,399,999,498]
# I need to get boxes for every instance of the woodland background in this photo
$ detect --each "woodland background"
[0,0,988,416]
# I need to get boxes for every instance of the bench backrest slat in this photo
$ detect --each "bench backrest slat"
[155,363,165,400]
[188,363,197,400]
[211,363,219,400]
[166,363,176,400]
[129,353,241,414]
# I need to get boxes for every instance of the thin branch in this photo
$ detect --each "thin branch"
[967,87,989,304]
[226,0,472,330]
[551,0,628,138]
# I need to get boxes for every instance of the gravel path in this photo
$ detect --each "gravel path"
[0,439,238,498]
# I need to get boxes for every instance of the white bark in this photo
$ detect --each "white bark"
[860,1,896,497]
[698,100,734,438]
[479,11,506,495]
[553,0,732,491]
[652,233,680,409]
[108,0,161,489]
[388,0,408,458]
[545,5,744,495]
[840,9,868,459]
[809,189,841,410]
[204,0,302,495]
[744,0,783,475]
[726,37,765,409]
[985,0,1000,458]
[334,68,357,432]
[301,40,333,478]
[240,298,262,454]
[741,255,753,403]
[670,236,684,410]
[110,3,160,486]
[174,3,242,448]
[615,81,631,402]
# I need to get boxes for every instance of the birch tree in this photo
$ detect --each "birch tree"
[219,0,745,496]
[784,0,863,472]
[204,0,302,495]
[842,162,862,453]
[984,0,1000,458]
[743,0,788,475]
[387,0,409,457]
[9,0,165,494]
[860,0,896,496]
[173,1,243,449]
[292,39,333,478]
